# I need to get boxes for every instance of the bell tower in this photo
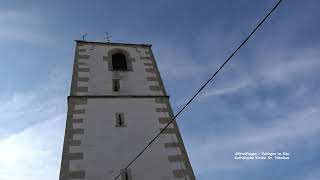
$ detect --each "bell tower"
[59,40,196,180]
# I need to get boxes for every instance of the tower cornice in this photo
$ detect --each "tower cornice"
[75,40,152,47]
[67,95,170,100]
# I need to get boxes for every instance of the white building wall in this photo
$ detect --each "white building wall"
[75,43,164,96]
[59,41,195,180]
[69,98,175,179]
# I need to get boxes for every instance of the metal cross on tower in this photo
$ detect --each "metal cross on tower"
[82,33,88,41]
[104,32,112,43]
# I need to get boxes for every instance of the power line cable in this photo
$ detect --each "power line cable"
[113,0,284,179]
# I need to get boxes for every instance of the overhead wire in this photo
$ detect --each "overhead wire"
[113,0,284,179]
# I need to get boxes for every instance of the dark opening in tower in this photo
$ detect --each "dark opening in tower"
[112,53,127,70]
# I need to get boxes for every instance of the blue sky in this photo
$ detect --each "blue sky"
[0,0,320,179]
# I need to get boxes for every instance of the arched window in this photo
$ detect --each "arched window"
[112,53,127,70]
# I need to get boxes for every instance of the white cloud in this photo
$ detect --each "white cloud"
[188,106,320,174]
[160,61,206,79]
[304,170,320,180]
[200,79,251,98]
[258,48,320,84]
[195,47,320,99]
[0,9,40,25]
[0,69,69,137]
[0,9,52,43]
[0,70,68,180]
[154,42,209,80]
[0,114,65,180]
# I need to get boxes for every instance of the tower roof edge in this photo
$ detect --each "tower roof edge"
[75,40,152,47]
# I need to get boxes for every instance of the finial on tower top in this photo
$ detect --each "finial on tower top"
[104,32,112,43]
[82,33,88,41]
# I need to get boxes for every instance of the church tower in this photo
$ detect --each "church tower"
[59,40,196,180]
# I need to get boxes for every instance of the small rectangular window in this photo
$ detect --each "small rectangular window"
[113,79,120,92]
[115,113,125,127]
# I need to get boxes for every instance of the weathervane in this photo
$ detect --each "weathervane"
[82,33,88,41]
[104,32,112,43]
